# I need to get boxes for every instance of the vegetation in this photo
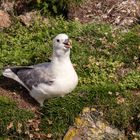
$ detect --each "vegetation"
[0,96,34,139]
[0,16,140,139]
[32,0,83,16]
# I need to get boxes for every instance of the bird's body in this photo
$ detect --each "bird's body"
[3,34,78,106]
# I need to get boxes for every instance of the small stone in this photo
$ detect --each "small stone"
[137,114,140,118]
[108,91,112,95]
[46,133,52,138]
[29,134,33,138]
[74,17,79,21]
[19,11,39,27]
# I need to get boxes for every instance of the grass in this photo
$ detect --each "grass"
[0,16,140,139]
[0,96,34,139]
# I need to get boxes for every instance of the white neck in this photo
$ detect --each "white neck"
[50,51,73,76]
[51,54,71,66]
[53,48,70,56]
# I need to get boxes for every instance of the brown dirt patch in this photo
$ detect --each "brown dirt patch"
[68,0,140,26]
[0,76,40,112]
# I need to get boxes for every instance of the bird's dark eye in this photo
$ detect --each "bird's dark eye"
[56,39,60,42]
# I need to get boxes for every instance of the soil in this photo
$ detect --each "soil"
[0,76,39,112]
[68,0,140,26]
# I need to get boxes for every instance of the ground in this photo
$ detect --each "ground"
[0,3,140,139]
[0,77,39,111]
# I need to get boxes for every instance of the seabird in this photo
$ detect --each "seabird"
[3,33,78,106]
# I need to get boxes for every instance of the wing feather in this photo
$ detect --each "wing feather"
[17,66,54,90]
[4,63,54,90]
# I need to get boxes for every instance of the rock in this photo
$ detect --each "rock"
[0,10,11,28]
[0,0,29,15]
[18,11,48,27]
[18,11,39,26]
[1,0,14,12]
[68,0,140,27]
[64,107,126,140]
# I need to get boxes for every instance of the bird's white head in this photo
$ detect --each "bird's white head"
[52,33,72,58]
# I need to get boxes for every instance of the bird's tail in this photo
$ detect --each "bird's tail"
[3,68,18,80]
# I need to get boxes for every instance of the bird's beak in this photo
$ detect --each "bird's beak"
[63,39,72,48]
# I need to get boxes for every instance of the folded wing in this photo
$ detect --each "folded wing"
[17,67,54,90]
[3,64,54,91]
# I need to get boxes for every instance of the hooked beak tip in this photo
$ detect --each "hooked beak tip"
[63,39,72,48]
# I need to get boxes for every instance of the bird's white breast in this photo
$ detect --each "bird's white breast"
[55,67,78,94]
[33,59,78,98]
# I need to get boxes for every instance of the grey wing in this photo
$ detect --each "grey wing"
[33,62,50,68]
[17,67,54,90]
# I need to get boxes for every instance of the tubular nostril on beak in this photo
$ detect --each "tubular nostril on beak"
[63,39,69,45]
[63,39,72,48]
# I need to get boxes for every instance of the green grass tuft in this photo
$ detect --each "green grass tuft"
[0,96,34,138]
